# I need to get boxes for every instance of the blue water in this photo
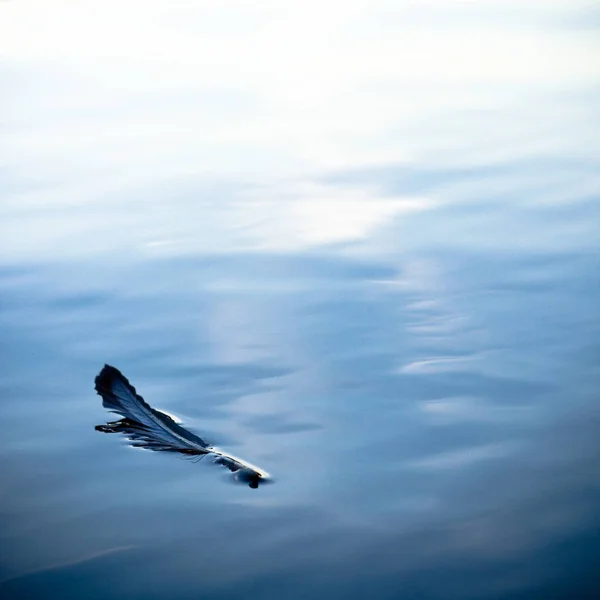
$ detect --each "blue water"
[1,167,599,599]
[2,3,600,599]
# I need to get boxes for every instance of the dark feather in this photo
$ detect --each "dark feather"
[94,364,272,488]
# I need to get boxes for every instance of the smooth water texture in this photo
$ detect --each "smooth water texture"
[1,2,599,599]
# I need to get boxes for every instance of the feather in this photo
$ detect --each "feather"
[94,364,272,488]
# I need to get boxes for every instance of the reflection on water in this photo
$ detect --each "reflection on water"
[1,1,600,599]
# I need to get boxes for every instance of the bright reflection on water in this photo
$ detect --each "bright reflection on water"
[1,2,600,599]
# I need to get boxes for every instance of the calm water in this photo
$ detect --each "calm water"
[1,3,599,600]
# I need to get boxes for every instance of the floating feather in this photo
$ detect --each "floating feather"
[94,365,271,488]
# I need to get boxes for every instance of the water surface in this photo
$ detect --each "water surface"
[1,2,599,599]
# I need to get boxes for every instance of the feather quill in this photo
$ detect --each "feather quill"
[94,365,271,488]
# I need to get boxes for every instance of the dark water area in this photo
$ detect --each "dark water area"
[1,173,599,599]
